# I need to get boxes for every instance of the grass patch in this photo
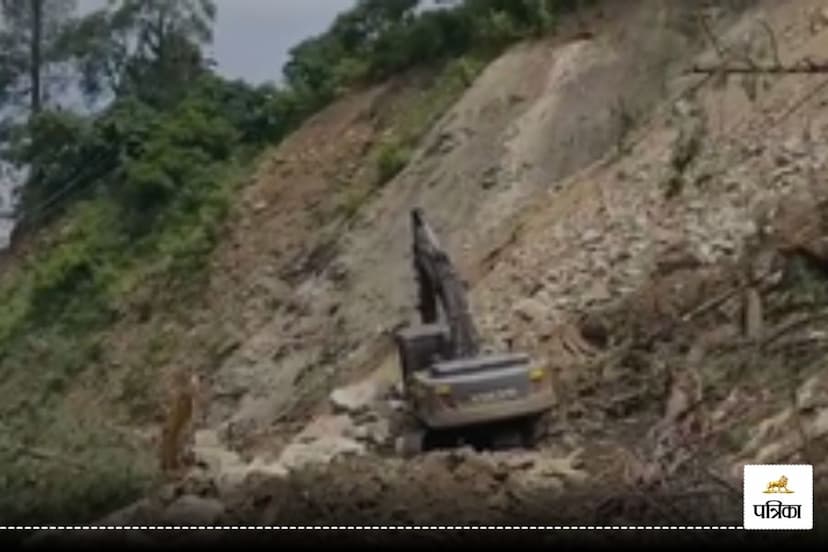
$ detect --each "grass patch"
[334,54,489,221]
[376,140,413,184]
[0,411,158,524]
[379,56,486,170]
[373,55,488,187]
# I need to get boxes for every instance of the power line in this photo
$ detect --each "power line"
[13,149,118,230]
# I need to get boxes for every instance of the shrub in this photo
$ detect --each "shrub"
[377,140,412,184]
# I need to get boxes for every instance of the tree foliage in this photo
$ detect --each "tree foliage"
[4,0,593,232]
[64,0,216,107]
[9,74,274,228]
[0,0,79,114]
[279,0,590,110]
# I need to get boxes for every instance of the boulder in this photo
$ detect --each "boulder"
[278,436,366,472]
[513,297,549,322]
[299,414,358,441]
[192,430,245,474]
[246,457,290,478]
[212,458,289,496]
[329,381,380,414]
[498,454,536,471]
[363,419,391,446]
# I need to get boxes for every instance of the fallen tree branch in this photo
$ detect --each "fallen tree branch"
[766,334,828,355]
[646,265,780,344]
[758,19,782,68]
[687,61,828,75]
[697,12,728,60]
[761,309,828,350]
[768,77,828,128]
[679,283,745,324]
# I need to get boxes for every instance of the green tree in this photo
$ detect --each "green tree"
[0,0,78,116]
[283,0,422,104]
[67,0,217,107]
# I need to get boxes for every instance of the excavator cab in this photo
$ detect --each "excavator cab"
[394,209,555,453]
[395,323,450,382]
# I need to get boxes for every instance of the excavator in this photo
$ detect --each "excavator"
[393,208,556,454]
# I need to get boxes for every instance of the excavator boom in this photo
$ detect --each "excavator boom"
[410,208,480,359]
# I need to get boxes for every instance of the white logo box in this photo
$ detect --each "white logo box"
[744,464,813,530]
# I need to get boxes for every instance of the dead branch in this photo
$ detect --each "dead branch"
[705,313,828,357]
[688,61,828,75]
[761,309,828,350]
[743,287,764,340]
[679,283,744,324]
[758,19,782,67]
[676,265,778,326]
[598,270,775,369]
[766,334,828,355]
[697,13,728,60]
[789,365,817,467]
[769,77,828,129]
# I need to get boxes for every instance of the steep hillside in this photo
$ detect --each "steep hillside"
[204,0,711,447]
[13,0,828,543]
[0,56,487,524]
[40,0,709,476]
[114,0,828,536]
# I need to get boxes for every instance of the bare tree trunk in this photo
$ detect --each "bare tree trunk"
[29,0,42,115]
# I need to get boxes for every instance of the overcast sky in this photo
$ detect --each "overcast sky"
[78,0,358,84]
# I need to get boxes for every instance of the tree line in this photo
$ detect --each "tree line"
[0,0,590,238]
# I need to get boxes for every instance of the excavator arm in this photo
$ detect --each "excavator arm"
[410,208,481,359]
